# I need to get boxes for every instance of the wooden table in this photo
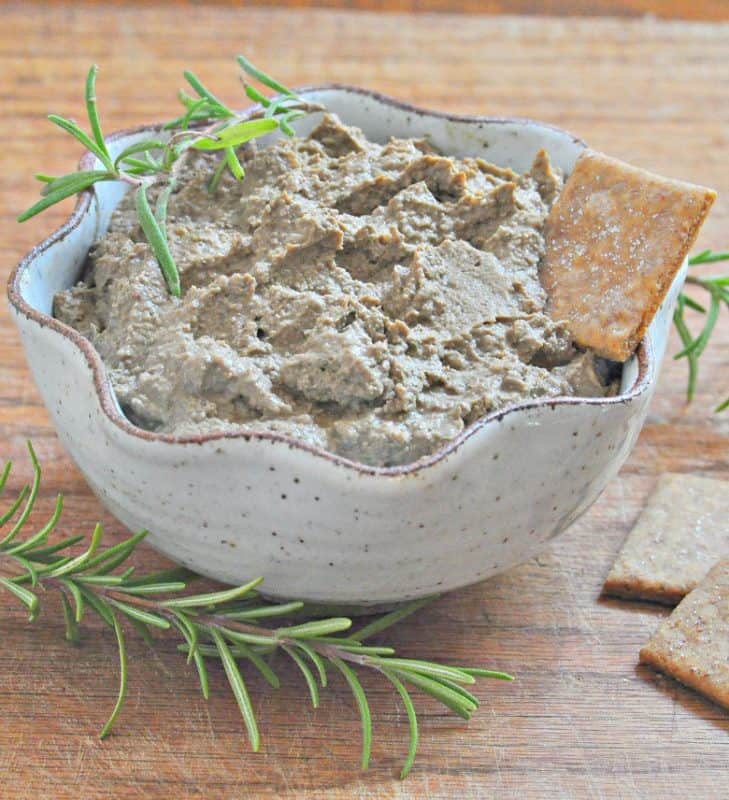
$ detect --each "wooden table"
[1,4,727,798]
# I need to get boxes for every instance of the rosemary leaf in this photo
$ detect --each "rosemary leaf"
[60,578,85,624]
[673,250,729,409]
[283,645,320,708]
[279,117,296,138]
[123,566,196,588]
[351,596,434,642]
[0,460,11,494]
[294,641,328,687]
[108,598,171,630]
[78,585,115,628]
[164,101,210,131]
[162,576,262,609]
[84,65,114,171]
[173,612,211,700]
[0,484,28,527]
[211,628,261,751]
[76,574,126,586]
[673,302,699,401]
[0,577,39,620]
[221,632,280,689]
[218,627,278,647]
[41,169,113,197]
[311,640,395,656]
[392,669,475,720]
[681,295,706,314]
[429,676,480,708]
[382,670,419,779]
[170,609,199,664]
[47,114,111,169]
[83,530,148,573]
[331,657,372,770]
[368,657,476,685]
[688,249,729,265]
[224,147,245,180]
[207,154,229,195]
[674,291,721,360]
[0,441,41,547]
[5,493,63,555]
[177,88,199,109]
[85,546,139,577]
[118,156,161,174]
[113,139,166,171]
[154,180,175,236]
[237,55,296,98]
[243,83,271,107]
[115,581,188,595]
[461,667,514,681]
[21,533,85,562]
[10,554,39,587]
[47,522,104,577]
[127,615,155,647]
[18,171,110,222]
[99,612,128,739]
[278,618,353,639]
[60,591,81,643]
[224,600,304,620]
[134,184,181,297]
[193,118,278,151]
[183,70,235,118]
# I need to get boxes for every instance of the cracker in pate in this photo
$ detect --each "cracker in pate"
[541,149,716,362]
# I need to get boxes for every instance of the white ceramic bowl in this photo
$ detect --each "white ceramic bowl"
[8,87,684,606]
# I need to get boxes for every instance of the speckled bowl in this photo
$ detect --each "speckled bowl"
[8,87,684,605]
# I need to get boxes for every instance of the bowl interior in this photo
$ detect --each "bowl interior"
[12,86,651,446]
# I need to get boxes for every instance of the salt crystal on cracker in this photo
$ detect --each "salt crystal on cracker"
[640,558,729,712]
[604,474,729,605]
[541,149,715,362]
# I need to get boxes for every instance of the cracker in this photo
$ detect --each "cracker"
[640,558,729,712]
[603,474,729,605]
[541,149,716,362]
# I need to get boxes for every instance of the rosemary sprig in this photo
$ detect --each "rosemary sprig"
[673,250,729,411]
[0,443,512,778]
[18,58,320,297]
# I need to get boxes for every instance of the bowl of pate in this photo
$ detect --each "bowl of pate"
[8,87,682,605]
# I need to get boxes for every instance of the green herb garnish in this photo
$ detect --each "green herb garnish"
[674,250,729,411]
[0,442,512,778]
[17,58,321,297]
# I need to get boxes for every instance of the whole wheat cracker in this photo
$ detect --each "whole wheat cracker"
[640,559,729,712]
[541,149,716,362]
[603,474,729,605]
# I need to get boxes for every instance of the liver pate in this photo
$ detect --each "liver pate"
[54,114,614,467]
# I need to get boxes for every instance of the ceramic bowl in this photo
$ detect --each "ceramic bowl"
[8,87,684,606]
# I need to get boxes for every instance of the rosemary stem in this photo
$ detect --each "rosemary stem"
[79,584,370,668]
[0,549,372,670]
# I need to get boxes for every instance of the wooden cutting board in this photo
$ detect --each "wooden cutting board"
[0,5,727,798]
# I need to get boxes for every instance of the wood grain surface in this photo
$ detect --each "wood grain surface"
[46,0,729,22]
[1,4,727,798]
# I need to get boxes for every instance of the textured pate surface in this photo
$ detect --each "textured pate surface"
[640,558,729,711]
[54,114,613,467]
[604,474,729,605]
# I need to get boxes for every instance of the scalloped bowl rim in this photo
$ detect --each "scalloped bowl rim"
[7,84,651,478]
